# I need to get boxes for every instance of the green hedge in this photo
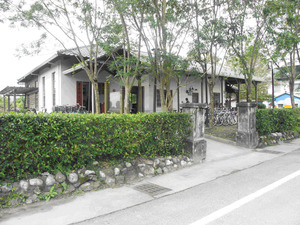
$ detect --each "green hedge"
[0,112,191,181]
[256,109,300,135]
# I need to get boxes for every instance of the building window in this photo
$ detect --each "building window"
[296,104,299,108]
[35,81,39,88]
[157,90,172,107]
[52,72,56,106]
[192,93,199,103]
[278,104,283,108]
[42,77,45,108]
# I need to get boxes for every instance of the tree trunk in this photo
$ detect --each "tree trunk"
[124,78,133,114]
[290,79,296,108]
[167,89,173,113]
[160,83,168,112]
[246,77,253,102]
[209,84,215,128]
[92,81,100,114]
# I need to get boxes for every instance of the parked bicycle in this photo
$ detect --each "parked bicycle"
[52,104,87,114]
[213,109,237,126]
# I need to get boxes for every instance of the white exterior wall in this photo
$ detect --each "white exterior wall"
[143,75,225,112]
[35,58,226,113]
[38,62,59,112]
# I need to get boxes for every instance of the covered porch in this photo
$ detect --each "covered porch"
[0,86,38,112]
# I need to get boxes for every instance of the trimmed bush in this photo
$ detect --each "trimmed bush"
[256,109,300,135]
[0,112,191,181]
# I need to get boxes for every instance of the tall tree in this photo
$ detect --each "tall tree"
[106,0,145,114]
[264,0,300,108]
[227,49,271,102]
[138,0,193,112]
[190,0,228,127]
[9,0,111,113]
[225,0,268,102]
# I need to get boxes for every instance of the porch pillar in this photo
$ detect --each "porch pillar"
[237,80,241,103]
[236,102,259,149]
[13,89,17,111]
[3,95,6,112]
[8,95,10,111]
[201,77,204,103]
[120,86,124,114]
[220,77,224,107]
[254,82,258,104]
[229,93,232,109]
[24,94,27,109]
[180,103,207,163]
[138,77,143,113]
[205,74,208,104]
[91,83,94,114]
[104,82,110,113]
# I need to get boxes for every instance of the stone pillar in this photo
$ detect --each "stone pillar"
[180,103,207,163]
[236,102,259,149]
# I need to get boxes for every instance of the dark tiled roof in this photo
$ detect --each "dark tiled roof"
[58,45,104,58]
[0,86,38,95]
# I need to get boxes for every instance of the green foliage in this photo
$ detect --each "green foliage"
[256,109,300,135]
[39,185,58,202]
[0,112,191,182]
[0,187,27,209]
[257,103,266,109]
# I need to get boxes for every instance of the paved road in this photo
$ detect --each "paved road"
[74,149,300,225]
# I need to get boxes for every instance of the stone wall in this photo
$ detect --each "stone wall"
[258,131,300,148]
[0,155,194,208]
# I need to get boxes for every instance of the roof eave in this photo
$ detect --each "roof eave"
[17,53,61,83]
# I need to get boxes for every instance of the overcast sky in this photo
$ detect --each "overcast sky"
[0,23,56,91]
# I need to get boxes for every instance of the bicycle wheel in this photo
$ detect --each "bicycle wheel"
[222,114,229,126]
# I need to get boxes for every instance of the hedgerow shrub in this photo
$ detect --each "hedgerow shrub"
[0,112,191,181]
[256,109,300,135]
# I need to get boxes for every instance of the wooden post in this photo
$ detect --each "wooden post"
[138,78,143,113]
[237,80,241,103]
[24,94,27,109]
[14,89,17,111]
[8,95,10,111]
[201,77,204,103]
[205,74,208,104]
[220,77,224,107]
[104,82,110,113]
[3,95,6,112]
[120,86,124,114]
[177,78,180,112]
[254,82,258,104]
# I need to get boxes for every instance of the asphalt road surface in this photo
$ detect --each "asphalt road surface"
[73,149,300,225]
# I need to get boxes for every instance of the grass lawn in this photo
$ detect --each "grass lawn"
[205,125,237,142]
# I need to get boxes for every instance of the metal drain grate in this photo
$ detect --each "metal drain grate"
[256,150,282,154]
[134,183,172,196]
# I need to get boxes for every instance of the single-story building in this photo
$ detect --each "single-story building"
[270,93,300,108]
[0,47,265,113]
